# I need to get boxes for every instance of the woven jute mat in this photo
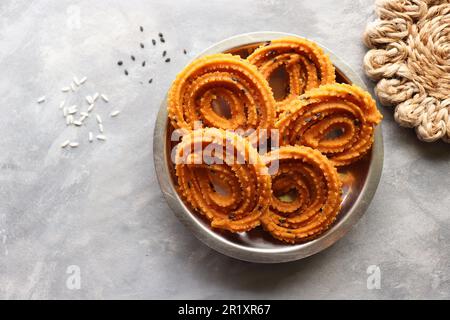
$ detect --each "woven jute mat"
[363,0,450,142]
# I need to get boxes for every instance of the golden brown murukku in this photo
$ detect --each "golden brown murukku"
[247,37,336,112]
[261,146,342,243]
[168,53,276,132]
[277,83,383,166]
[167,37,383,245]
[174,128,271,232]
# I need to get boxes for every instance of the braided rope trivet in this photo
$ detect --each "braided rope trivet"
[363,0,450,142]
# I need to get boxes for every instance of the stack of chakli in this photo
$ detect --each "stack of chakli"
[167,37,382,244]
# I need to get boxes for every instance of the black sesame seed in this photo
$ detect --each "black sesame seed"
[160,38,165,43]
[149,78,153,84]
[140,43,144,49]
[165,58,171,63]
[124,70,129,76]
[131,55,135,61]
[183,49,187,54]
[162,50,167,57]
[152,39,156,45]
[140,26,144,32]
[158,32,163,38]
[117,61,123,66]
[142,61,146,67]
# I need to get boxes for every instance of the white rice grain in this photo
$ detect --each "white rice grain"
[93,93,99,101]
[37,96,46,104]
[73,76,80,86]
[86,96,94,105]
[68,107,78,115]
[110,110,120,117]
[100,94,109,103]
[96,134,106,141]
[87,104,94,112]
[61,87,71,92]
[98,123,104,133]
[80,112,89,117]
[63,107,68,117]
[79,76,87,84]
[59,100,65,109]
[69,142,79,148]
[96,114,102,124]
[61,140,70,148]
[88,132,93,142]
[73,120,82,126]
[71,83,76,92]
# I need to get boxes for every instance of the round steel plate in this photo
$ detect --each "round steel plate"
[153,32,383,263]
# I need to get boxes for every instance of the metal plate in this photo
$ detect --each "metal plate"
[153,32,383,263]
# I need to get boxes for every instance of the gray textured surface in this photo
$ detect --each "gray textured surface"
[0,0,449,300]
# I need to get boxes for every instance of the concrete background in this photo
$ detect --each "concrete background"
[0,0,449,299]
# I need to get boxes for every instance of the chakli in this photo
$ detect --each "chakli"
[168,38,382,243]
[363,0,450,142]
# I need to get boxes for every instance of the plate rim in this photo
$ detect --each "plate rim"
[153,31,384,263]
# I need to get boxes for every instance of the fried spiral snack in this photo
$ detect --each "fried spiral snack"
[168,53,276,132]
[261,146,342,243]
[277,83,383,166]
[247,37,336,112]
[167,37,383,245]
[174,128,271,232]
